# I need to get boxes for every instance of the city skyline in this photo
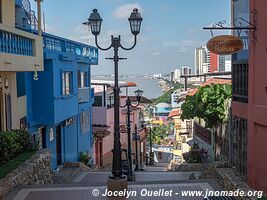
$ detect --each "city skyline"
[29,0,231,75]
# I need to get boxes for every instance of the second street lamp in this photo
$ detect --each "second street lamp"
[84,9,142,181]
[120,89,143,181]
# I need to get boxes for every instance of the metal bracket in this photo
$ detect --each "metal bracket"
[203,11,257,40]
[105,57,127,60]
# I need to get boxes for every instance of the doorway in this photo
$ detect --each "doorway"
[56,125,62,165]
[95,138,103,167]
[40,127,46,149]
[0,88,2,131]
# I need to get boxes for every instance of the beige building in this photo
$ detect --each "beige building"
[168,108,193,162]
[0,0,43,131]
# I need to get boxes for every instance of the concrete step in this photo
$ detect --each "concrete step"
[52,167,81,184]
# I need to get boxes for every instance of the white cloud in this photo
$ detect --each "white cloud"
[113,3,143,19]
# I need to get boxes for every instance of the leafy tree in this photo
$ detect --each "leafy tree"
[153,82,196,104]
[181,84,232,129]
[150,124,172,145]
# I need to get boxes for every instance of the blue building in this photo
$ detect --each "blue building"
[14,0,98,169]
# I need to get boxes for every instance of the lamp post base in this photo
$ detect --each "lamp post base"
[107,177,128,199]
[150,152,154,166]
[127,173,135,181]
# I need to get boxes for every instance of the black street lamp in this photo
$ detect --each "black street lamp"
[84,8,142,180]
[149,126,154,166]
[120,89,143,181]
[134,124,140,171]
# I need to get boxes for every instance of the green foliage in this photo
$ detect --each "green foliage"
[153,82,196,104]
[182,143,208,163]
[0,150,36,179]
[79,152,89,165]
[181,84,232,128]
[0,130,31,165]
[151,124,172,145]
[153,89,174,104]
[79,152,94,167]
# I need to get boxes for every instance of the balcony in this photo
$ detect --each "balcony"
[0,23,43,71]
[232,60,248,103]
[78,87,90,103]
[43,33,98,65]
[194,122,211,145]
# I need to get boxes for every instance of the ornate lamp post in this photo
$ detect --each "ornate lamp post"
[134,124,140,171]
[84,8,142,181]
[149,126,154,166]
[120,89,143,181]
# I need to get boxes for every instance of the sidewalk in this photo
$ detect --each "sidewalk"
[6,182,215,200]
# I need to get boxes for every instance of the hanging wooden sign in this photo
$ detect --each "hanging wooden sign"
[207,35,244,55]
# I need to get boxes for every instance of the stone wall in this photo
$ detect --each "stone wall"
[0,149,53,199]
[169,161,227,172]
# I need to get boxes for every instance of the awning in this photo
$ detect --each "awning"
[168,108,182,119]
[92,126,111,138]
[91,80,137,88]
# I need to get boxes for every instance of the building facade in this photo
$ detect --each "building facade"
[195,46,207,75]
[0,0,43,132]
[1,0,98,169]
[230,0,250,184]
[231,0,267,193]
[91,81,146,169]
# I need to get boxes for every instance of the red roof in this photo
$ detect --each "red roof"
[188,78,231,96]
[168,108,182,119]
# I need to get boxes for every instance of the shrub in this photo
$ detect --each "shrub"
[182,143,208,163]
[79,152,89,165]
[0,130,31,165]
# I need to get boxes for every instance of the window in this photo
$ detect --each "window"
[177,143,182,150]
[80,111,90,134]
[107,93,114,108]
[232,61,248,103]
[78,71,88,88]
[93,96,103,107]
[62,72,72,95]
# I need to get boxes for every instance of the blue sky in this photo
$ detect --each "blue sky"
[30,0,231,75]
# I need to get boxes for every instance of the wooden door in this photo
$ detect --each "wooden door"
[56,125,62,165]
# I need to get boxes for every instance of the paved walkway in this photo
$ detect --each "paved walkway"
[6,182,214,200]
[73,171,201,185]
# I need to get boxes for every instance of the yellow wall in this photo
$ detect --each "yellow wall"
[0,72,21,131]
[0,24,44,72]
[0,0,44,72]
[1,0,15,27]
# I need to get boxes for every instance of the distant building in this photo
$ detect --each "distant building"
[224,60,231,72]
[170,68,181,82]
[181,66,192,76]
[171,90,187,108]
[170,71,175,82]
[195,46,207,75]
[152,103,171,125]
[210,52,219,72]
[153,73,162,78]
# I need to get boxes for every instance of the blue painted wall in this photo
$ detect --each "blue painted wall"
[14,0,98,169]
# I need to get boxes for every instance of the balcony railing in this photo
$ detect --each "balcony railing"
[194,122,211,145]
[0,29,33,56]
[232,61,248,103]
[78,87,90,103]
[43,33,98,63]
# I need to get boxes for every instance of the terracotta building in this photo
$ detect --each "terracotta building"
[231,0,267,193]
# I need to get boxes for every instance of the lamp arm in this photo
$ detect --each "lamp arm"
[120,35,137,51]
[95,36,112,51]
[119,103,127,108]
[130,101,140,108]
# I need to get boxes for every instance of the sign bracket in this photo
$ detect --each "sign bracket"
[203,10,257,40]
